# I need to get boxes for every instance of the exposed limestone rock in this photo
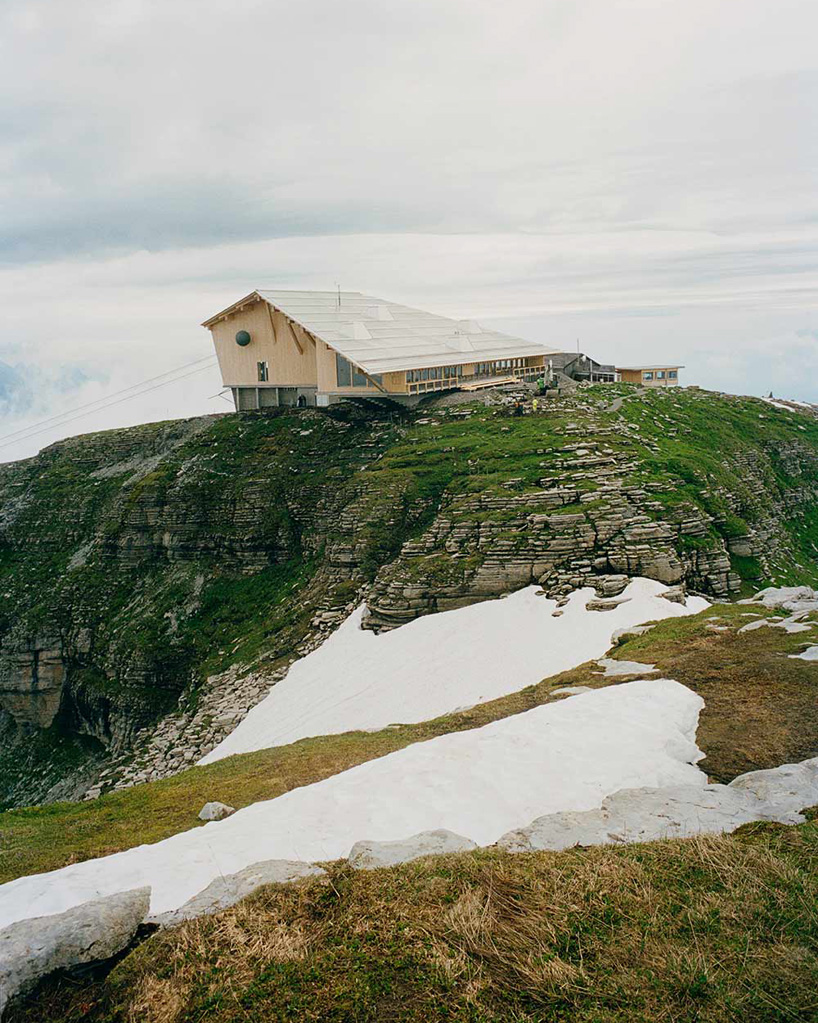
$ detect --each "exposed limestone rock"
[744,586,818,613]
[498,782,804,854]
[198,801,236,821]
[153,861,325,928]
[611,623,655,645]
[0,887,150,1018]
[348,829,478,869]
[727,757,818,812]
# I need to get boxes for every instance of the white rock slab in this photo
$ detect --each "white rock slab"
[153,860,325,928]
[348,829,477,870]
[728,758,818,812]
[0,888,149,1018]
[498,782,804,854]
[738,616,814,635]
[744,587,818,613]
[790,646,818,661]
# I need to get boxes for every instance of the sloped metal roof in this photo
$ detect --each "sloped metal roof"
[242,290,558,375]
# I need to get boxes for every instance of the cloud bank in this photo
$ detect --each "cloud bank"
[0,0,816,460]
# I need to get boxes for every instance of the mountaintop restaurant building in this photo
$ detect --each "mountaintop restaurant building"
[203,290,559,409]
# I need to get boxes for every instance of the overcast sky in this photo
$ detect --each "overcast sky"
[1,0,817,462]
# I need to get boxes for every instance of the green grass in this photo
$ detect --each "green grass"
[3,386,818,807]
[12,819,818,1023]
[3,601,818,885]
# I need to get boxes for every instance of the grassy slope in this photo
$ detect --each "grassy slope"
[3,602,817,885]
[3,387,818,806]
[11,820,818,1023]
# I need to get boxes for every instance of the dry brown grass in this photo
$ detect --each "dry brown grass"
[127,975,188,1023]
[12,820,818,1023]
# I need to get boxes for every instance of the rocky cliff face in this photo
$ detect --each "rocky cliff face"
[1,386,817,807]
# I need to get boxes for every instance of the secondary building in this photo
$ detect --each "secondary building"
[203,290,559,409]
[546,352,616,384]
[616,365,682,387]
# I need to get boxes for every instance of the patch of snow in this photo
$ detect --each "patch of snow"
[0,680,705,927]
[550,685,596,696]
[789,646,818,662]
[596,657,657,677]
[202,579,708,763]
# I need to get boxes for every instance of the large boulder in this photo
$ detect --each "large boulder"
[728,758,818,812]
[498,782,804,854]
[0,887,150,1018]
[348,829,477,870]
[153,860,325,928]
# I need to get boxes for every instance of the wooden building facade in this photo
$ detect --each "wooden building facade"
[203,290,558,409]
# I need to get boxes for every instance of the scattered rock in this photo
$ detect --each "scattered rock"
[744,586,818,613]
[739,616,815,635]
[198,801,236,822]
[0,887,150,1018]
[659,585,687,605]
[153,860,325,928]
[584,599,627,612]
[593,575,630,598]
[611,623,655,645]
[347,829,477,870]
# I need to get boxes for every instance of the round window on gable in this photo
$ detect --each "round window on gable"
[235,330,251,347]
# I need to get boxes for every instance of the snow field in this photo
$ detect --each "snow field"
[0,679,705,927]
[202,578,709,763]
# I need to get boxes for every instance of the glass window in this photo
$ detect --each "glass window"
[370,374,383,387]
[657,371,666,379]
[643,371,654,381]
[336,353,351,387]
[257,361,268,382]
[669,370,677,379]
[352,365,368,387]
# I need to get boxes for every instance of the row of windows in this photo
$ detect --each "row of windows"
[407,365,541,394]
[642,370,678,381]
[406,365,463,383]
[336,354,382,388]
[476,359,530,375]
